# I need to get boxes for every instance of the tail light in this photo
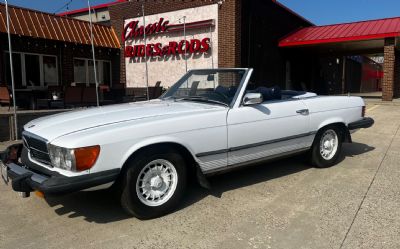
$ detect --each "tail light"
[362,106,366,117]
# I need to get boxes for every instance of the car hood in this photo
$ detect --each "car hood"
[24,100,224,142]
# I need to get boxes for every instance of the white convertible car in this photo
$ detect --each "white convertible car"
[1,68,373,219]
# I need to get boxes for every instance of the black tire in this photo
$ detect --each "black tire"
[310,126,343,168]
[120,148,187,219]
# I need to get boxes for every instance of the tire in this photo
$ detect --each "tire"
[310,126,343,168]
[120,149,187,219]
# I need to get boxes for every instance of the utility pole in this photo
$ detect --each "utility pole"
[87,0,100,107]
[142,4,150,101]
[5,0,18,140]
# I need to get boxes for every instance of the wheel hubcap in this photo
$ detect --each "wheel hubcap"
[319,129,338,160]
[136,159,178,207]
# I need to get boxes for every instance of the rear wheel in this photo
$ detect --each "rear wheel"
[310,126,343,168]
[120,150,187,219]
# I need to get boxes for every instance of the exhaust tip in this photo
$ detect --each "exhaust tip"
[18,192,30,198]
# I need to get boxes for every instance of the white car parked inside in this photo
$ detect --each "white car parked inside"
[1,68,374,219]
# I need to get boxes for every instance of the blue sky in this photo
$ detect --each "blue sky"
[279,0,400,25]
[4,0,400,25]
[4,0,112,14]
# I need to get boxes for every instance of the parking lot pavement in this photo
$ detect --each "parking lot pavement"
[0,104,399,249]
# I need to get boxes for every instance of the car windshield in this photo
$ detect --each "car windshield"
[161,69,247,106]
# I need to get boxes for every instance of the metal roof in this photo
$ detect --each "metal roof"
[0,3,120,49]
[279,17,400,47]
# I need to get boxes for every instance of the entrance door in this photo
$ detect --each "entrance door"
[227,99,311,166]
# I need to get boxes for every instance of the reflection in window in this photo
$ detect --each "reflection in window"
[25,54,41,87]
[88,60,99,84]
[74,59,86,84]
[43,56,58,86]
[4,52,22,88]
[103,61,111,86]
[73,58,112,86]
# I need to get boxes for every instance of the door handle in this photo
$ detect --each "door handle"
[296,109,309,115]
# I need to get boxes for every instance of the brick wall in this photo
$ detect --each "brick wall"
[109,0,242,85]
[382,38,395,101]
[218,0,241,68]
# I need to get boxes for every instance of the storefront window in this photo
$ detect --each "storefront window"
[43,56,58,86]
[25,54,41,87]
[103,61,111,86]
[88,60,99,85]
[4,52,23,88]
[3,52,58,88]
[74,58,112,86]
[74,59,86,84]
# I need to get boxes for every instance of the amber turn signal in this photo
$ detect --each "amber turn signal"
[74,145,100,172]
[35,191,45,198]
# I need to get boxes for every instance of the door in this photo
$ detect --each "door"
[227,99,311,166]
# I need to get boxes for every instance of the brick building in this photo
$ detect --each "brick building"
[62,0,389,100]
[0,0,396,105]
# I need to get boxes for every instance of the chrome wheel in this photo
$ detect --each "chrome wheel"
[135,159,178,207]
[319,129,338,160]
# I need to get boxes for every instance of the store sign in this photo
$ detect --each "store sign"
[123,17,211,58]
[123,18,169,42]
[125,38,210,58]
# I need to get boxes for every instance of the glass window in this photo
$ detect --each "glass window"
[25,54,41,87]
[74,59,111,86]
[73,59,86,84]
[43,56,57,86]
[102,61,111,86]
[162,69,246,106]
[88,60,99,84]
[4,53,22,88]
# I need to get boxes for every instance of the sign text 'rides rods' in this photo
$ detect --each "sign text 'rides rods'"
[123,17,211,58]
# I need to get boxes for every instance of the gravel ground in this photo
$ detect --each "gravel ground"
[0,104,399,249]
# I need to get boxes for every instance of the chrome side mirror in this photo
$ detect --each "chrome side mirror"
[243,93,263,106]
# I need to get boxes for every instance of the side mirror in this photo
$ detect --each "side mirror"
[243,93,263,106]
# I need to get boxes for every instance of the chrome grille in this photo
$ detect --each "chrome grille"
[23,132,51,164]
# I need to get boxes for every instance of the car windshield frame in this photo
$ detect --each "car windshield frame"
[161,68,251,107]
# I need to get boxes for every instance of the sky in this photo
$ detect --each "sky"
[278,0,400,25]
[3,0,400,25]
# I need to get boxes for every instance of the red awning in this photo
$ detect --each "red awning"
[279,17,400,47]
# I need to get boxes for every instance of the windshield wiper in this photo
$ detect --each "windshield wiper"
[177,96,229,107]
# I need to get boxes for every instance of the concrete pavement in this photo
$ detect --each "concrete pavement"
[0,104,399,249]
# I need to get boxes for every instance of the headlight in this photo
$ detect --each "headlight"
[48,144,100,172]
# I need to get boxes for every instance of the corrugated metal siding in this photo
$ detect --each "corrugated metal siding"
[0,3,120,48]
[280,17,400,47]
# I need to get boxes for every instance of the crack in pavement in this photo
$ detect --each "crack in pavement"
[339,123,400,249]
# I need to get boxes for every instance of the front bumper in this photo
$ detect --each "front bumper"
[348,117,374,130]
[1,146,120,195]
[5,163,120,195]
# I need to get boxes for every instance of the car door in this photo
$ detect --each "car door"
[227,98,312,166]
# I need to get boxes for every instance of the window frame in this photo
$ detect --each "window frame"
[73,57,112,87]
[4,51,58,88]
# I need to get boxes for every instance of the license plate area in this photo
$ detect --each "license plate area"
[1,161,8,184]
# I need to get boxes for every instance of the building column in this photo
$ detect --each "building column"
[61,44,74,86]
[382,38,396,101]
[218,0,242,68]
[394,49,400,98]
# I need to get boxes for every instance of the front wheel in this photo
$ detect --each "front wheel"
[120,150,187,219]
[310,126,343,168]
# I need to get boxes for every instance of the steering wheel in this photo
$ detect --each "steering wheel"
[208,91,230,103]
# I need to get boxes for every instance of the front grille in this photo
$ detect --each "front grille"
[23,132,51,165]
